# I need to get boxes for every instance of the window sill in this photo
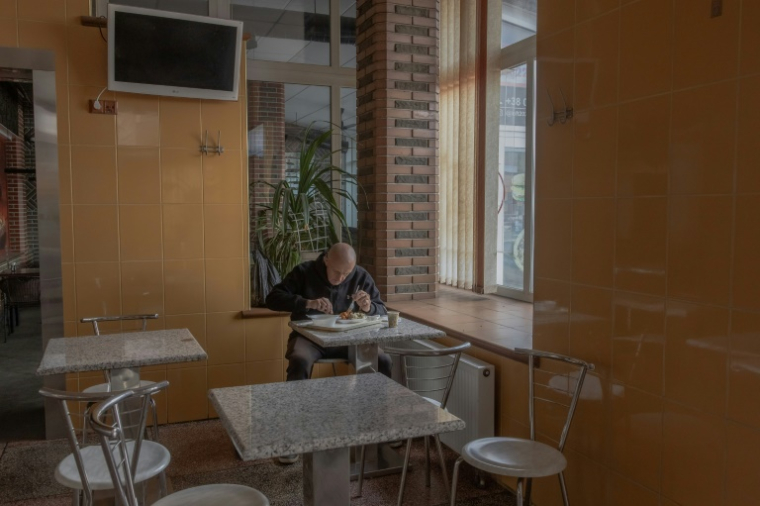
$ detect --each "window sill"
[240,308,290,319]
[386,285,534,364]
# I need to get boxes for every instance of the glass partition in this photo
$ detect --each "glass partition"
[232,0,331,65]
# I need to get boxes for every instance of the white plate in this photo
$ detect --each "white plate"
[337,318,365,324]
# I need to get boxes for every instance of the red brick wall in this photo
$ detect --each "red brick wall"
[3,97,35,264]
[248,80,286,235]
[356,0,440,302]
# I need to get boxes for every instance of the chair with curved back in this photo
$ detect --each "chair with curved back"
[39,381,172,506]
[449,348,595,506]
[90,388,270,506]
[357,341,471,506]
[80,314,161,438]
[0,273,40,327]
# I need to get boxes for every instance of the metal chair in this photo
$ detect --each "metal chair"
[90,388,270,506]
[450,348,595,506]
[39,381,172,506]
[358,342,472,506]
[0,274,40,326]
[80,314,161,438]
[310,357,349,377]
[0,291,11,343]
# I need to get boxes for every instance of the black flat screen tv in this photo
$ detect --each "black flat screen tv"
[107,5,243,101]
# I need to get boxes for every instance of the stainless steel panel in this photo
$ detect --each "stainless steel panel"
[0,48,65,439]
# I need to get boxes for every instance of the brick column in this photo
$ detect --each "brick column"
[356,0,439,302]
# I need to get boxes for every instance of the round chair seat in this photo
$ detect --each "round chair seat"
[83,380,156,394]
[460,437,567,478]
[55,440,171,490]
[154,484,270,506]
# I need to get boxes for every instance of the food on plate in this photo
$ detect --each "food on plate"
[339,310,366,320]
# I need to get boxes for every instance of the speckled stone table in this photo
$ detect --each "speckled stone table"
[36,328,207,390]
[209,373,465,506]
[289,318,445,374]
[289,318,447,479]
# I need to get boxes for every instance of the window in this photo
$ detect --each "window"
[94,0,210,16]
[495,0,535,300]
[340,1,357,67]
[340,88,358,236]
[232,0,331,65]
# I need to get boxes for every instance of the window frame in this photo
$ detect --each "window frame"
[493,35,535,302]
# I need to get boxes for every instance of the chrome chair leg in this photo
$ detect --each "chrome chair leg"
[150,397,159,440]
[434,434,450,500]
[424,435,431,487]
[525,477,533,505]
[450,457,463,506]
[397,438,413,506]
[516,478,524,506]
[331,363,338,376]
[159,470,168,497]
[357,445,366,496]
[559,471,569,506]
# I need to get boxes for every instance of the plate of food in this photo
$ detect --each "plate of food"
[337,310,366,323]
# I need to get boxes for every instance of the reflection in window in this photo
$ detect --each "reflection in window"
[247,82,332,248]
[501,0,536,48]
[497,65,528,290]
[98,0,209,15]
[233,0,331,65]
[340,0,357,67]
[340,88,358,240]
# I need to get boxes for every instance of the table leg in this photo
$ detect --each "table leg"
[347,344,405,479]
[303,447,350,506]
[348,343,378,374]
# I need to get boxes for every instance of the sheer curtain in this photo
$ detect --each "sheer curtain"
[440,0,477,289]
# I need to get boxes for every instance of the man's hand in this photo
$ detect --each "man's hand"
[352,290,372,312]
[306,298,333,314]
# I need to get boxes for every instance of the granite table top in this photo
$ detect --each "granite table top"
[209,373,465,461]
[36,328,207,375]
[288,318,446,347]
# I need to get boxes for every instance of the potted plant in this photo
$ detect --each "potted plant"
[253,124,360,279]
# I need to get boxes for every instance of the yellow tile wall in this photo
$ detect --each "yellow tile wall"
[0,1,286,424]
[519,0,760,504]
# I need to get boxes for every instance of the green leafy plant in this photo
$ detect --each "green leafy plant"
[255,124,361,277]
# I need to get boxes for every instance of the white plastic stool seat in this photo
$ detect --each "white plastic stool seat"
[461,437,567,479]
[83,380,156,393]
[154,484,270,506]
[55,440,171,490]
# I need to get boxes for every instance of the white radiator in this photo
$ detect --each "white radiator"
[390,339,495,454]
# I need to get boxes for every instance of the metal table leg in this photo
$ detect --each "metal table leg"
[348,343,378,374]
[347,344,406,479]
[303,447,350,506]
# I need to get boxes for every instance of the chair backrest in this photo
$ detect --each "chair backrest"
[80,314,159,335]
[383,342,471,409]
[1,275,40,304]
[39,381,169,505]
[514,348,595,452]
[88,386,168,506]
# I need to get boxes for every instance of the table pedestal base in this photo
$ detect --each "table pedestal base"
[303,447,350,506]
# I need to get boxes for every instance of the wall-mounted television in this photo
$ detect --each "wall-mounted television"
[107,5,243,101]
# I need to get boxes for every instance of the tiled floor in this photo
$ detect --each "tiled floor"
[0,419,516,505]
[387,284,533,356]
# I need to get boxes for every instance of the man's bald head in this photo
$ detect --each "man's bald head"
[324,243,357,285]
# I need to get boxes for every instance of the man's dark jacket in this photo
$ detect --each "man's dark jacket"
[266,253,387,339]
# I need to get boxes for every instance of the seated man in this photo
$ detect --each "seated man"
[266,242,392,382]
